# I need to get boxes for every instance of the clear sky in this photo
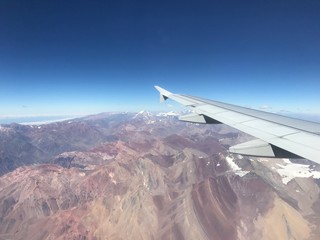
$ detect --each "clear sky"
[1,0,320,119]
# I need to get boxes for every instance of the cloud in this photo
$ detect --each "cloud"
[166,104,174,108]
[279,109,291,113]
[259,105,272,110]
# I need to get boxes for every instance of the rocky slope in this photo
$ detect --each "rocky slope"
[0,112,319,240]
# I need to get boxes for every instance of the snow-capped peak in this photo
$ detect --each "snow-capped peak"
[0,125,12,133]
[156,111,179,117]
[133,110,153,119]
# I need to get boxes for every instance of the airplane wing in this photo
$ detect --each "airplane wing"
[155,86,320,165]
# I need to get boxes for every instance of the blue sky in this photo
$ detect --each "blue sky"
[1,0,320,119]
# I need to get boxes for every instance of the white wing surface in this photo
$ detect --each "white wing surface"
[155,86,320,164]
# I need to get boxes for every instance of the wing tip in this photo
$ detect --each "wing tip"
[154,86,172,102]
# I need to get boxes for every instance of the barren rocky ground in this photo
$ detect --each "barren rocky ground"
[0,112,319,240]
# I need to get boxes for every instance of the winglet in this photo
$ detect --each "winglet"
[154,86,172,103]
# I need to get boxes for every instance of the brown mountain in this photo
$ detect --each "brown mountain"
[0,112,319,239]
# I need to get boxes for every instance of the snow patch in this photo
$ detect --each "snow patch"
[133,110,151,118]
[0,125,8,132]
[283,158,291,164]
[276,159,320,184]
[226,156,249,177]
[108,172,117,185]
[156,111,179,117]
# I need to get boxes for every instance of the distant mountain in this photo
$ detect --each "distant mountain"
[0,112,319,239]
[0,120,107,175]
[156,111,180,117]
[0,124,46,175]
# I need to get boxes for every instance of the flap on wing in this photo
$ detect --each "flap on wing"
[179,113,221,124]
[229,139,276,157]
[229,139,302,158]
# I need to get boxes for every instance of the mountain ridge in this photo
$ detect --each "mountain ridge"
[0,112,319,239]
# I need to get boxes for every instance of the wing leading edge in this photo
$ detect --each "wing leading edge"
[155,86,320,165]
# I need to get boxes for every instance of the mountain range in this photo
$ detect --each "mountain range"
[0,111,319,240]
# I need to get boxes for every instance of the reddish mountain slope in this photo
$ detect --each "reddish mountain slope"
[0,112,319,239]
